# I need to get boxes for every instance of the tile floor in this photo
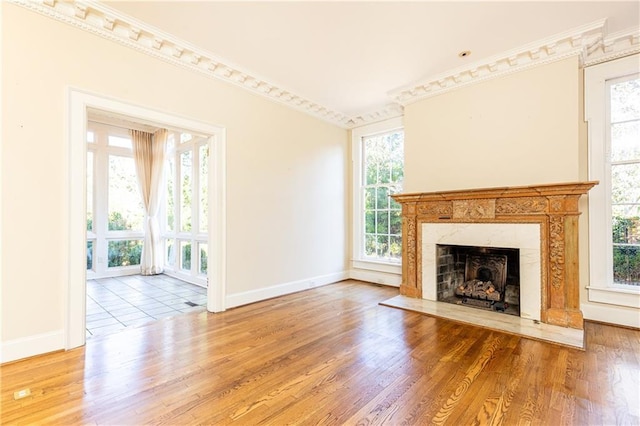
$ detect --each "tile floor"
[86,274,207,338]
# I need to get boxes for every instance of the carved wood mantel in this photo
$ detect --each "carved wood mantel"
[391,181,598,329]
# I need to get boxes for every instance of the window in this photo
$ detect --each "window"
[163,132,210,285]
[180,150,193,232]
[108,155,144,231]
[362,131,404,260]
[86,122,210,284]
[610,76,640,286]
[352,118,404,271]
[585,54,640,308]
[86,122,145,277]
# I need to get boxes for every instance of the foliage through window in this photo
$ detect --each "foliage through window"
[362,130,404,261]
[108,155,144,231]
[86,151,93,232]
[199,243,208,274]
[609,76,640,286]
[108,240,143,267]
[86,123,145,275]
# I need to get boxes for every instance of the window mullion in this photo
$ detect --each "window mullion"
[192,143,199,277]
[94,128,109,275]
[611,159,640,166]
[611,117,640,126]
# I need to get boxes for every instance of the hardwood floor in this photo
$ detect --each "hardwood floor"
[1,280,639,425]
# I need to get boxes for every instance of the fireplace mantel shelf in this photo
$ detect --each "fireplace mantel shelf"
[393,181,599,203]
[391,181,598,330]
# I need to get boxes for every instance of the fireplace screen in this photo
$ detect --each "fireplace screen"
[436,244,520,316]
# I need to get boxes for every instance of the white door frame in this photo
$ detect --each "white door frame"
[66,88,227,350]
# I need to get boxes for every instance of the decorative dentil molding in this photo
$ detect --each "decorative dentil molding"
[11,0,363,128]
[345,103,405,128]
[390,20,640,106]
[10,0,639,128]
[583,28,640,67]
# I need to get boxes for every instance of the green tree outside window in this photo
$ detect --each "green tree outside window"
[362,130,404,260]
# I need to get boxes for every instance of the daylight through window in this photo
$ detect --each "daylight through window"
[362,130,404,261]
[609,75,640,286]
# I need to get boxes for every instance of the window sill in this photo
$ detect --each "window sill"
[352,259,401,275]
[587,286,640,309]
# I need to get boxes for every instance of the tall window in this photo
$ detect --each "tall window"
[86,122,145,277]
[352,118,404,269]
[586,54,640,309]
[163,132,210,285]
[362,131,404,260]
[609,76,640,286]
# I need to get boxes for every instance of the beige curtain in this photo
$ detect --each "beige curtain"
[131,128,168,275]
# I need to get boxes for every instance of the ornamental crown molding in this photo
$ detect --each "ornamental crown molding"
[12,0,363,128]
[10,1,639,128]
[583,27,640,67]
[390,20,640,106]
[346,103,405,128]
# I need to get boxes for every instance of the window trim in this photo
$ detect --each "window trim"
[585,53,640,309]
[351,117,404,273]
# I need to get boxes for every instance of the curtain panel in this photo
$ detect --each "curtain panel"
[131,129,168,275]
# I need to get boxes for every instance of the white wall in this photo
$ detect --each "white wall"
[1,4,348,360]
[404,57,580,192]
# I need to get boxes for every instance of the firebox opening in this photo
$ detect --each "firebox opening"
[436,244,520,316]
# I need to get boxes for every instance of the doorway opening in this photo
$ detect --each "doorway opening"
[84,115,213,338]
[68,89,226,349]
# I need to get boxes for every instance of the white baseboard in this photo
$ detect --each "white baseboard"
[581,302,640,329]
[1,330,65,364]
[163,270,207,288]
[349,268,401,287]
[225,271,350,309]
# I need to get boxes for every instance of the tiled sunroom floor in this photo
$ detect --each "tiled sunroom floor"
[86,274,207,338]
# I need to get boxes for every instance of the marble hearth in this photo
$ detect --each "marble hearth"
[390,182,597,332]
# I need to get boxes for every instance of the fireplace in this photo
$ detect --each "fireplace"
[423,222,541,321]
[436,244,520,316]
[392,182,597,330]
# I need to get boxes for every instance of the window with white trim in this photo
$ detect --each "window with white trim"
[86,122,145,278]
[163,131,210,286]
[585,54,640,308]
[352,118,404,270]
[610,76,640,286]
[86,122,210,286]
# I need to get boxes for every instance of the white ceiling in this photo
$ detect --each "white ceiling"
[105,1,639,119]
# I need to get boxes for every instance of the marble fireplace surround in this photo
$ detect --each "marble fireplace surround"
[391,181,597,330]
[423,223,540,321]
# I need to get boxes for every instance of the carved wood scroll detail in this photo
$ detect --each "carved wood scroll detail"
[405,216,417,281]
[417,202,452,216]
[495,197,547,214]
[549,216,565,290]
[453,199,496,219]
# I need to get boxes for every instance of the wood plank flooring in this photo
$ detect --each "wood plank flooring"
[1,280,639,425]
